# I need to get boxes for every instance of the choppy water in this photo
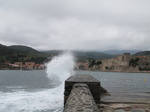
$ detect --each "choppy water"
[76,71,150,103]
[0,55,150,111]
[0,52,75,112]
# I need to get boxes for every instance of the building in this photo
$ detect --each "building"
[100,53,131,71]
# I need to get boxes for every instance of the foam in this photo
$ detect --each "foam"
[0,52,75,112]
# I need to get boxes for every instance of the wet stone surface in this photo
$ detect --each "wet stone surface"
[98,103,150,112]
[64,74,101,104]
[64,83,99,112]
[66,74,100,82]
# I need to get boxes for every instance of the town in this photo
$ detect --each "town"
[1,53,150,72]
[0,61,46,70]
[76,53,150,72]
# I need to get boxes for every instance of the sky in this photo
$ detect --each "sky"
[0,0,150,51]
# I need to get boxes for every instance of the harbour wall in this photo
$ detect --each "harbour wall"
[63,74,107,112]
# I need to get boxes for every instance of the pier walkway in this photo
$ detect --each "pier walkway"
[63,74,150,112]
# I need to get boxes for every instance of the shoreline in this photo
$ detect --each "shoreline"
[1,68,150,73]
[101,70,150,73]
[98,103,150,112]
[77,69,150,73]
[99,95,150,111]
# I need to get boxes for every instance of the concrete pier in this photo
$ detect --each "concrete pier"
[64,74,107,112]
[63,74,150,112]
[64,74,101,104]
[63,83,99,112]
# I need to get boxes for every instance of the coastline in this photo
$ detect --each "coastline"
[0,68,45,70]
[98,103,150,112]
[101,70,150,73]
[1,68,150,73]
[77,69,150,73]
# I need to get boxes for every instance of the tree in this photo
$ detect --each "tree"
[96,61,102,65]
[129,58,140,67]
[105,66,108,70]
[88,59,95,68]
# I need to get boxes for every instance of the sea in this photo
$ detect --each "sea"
[0,52,150,112]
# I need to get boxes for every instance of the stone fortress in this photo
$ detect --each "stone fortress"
[100,53,150,72]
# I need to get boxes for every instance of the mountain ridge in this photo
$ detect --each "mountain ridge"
[0,44,49,63]
[1,43,149,63]
[133,51,150,56]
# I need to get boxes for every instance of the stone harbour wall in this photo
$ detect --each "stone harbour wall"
[63,83,99,112]
[64,74,102,104]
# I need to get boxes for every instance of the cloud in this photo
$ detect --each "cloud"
[0,0,150,51]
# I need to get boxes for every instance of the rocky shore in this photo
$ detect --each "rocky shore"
[98,103,150,112]
[101,70,150,73]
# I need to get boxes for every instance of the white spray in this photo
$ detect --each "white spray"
[46,51,75,88]
[0,52,75,112]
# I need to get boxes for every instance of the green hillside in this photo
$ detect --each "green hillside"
[0,44,23,63]
[9,45,48,56]
[72,51,115,60]
[1,44,117,64]
[42,50,64,56]
[133,51,150,56]
[0,44,50,64]
[43,50,115,62]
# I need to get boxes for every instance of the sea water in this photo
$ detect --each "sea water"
[0,52,75,112]
[0,54,150,112]
[76,71,150,103]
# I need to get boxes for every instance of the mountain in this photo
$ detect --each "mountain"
[133,51,150,56]
[0,44,25,63]
[72,51,115,60]
[43,50,115,61]
[42,50,64,56]
[0,44,49,63]
[102,50,140,55]
[0,44,15,52]
[9,45,48,57]
[3,43,141,64]
[9,45,37,52]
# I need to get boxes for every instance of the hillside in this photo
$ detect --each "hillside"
[9,45,48,57]
[0,44,49,64]
[43,50,115,62]
[42,50,64,56]
[102,50,140,55]
[133,51,150,56]
[0,44,19,53]
[0,44,23,63]
[72,51,115,60]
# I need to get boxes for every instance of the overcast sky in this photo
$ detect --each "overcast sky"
[0,0,150,51]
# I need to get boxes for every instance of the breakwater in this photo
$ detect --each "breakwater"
[63,74,107,112]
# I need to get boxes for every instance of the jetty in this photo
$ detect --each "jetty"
[63,74,150,112]
[63,74,106,112]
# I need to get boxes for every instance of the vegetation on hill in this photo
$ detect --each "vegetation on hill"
[1,43,148,71]
[133,51,150,56]
[43,50,115,61]
[42,50,64,56]
[0,44,50,64]
[102,50,140,55]
[72,51,115,60]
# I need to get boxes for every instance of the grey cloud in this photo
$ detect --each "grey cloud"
[0,0,150,51]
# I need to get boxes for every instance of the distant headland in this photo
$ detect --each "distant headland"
[0,43,150,72]
[76,53,150,73]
